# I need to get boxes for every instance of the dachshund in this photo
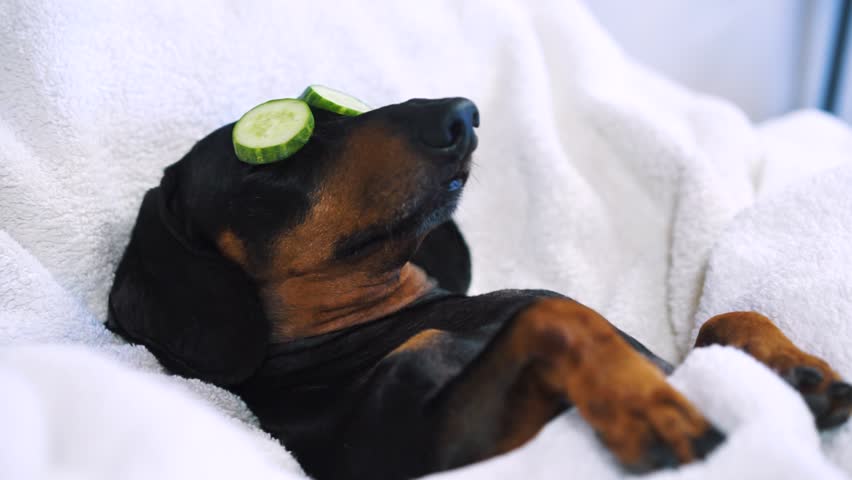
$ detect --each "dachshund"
[107,97,852,480]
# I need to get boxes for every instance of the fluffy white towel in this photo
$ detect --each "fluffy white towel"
[1,0,851,478]
[694,163,852,475]
[0,345,304,480]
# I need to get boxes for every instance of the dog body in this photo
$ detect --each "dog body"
[240,289,550,479]
[236,287,675,480]
[108,98,851,480]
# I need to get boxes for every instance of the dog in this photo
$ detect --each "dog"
[107,97,852,480]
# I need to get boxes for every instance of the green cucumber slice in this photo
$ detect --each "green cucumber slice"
[232,99,315,165]
[299,85,371,116]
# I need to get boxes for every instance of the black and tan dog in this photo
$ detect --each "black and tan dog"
[107,98,852,480]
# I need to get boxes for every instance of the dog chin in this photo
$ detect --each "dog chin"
[414,188,463,237]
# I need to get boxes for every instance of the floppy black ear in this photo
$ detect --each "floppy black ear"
[411,220,471,294]
[107,177,268,387]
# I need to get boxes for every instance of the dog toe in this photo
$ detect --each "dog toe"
[829,381,852,404]
[691,425,725,459]
[620,423,723,474]
[623,436,679,474]
[784,367,852,430]
[784,365,824,389]
[594,388,723,473]
[811,381,852,429]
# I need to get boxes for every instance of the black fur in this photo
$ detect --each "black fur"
[107,104,475,385]
[107,173,268,386]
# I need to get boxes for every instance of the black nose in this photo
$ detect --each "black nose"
[413,98,479,151]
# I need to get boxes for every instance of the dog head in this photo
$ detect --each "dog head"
[107,98,477,386]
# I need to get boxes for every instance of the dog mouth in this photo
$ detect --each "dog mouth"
[445,167,470,193]
[444,150,474,192]
[334,208,432,260]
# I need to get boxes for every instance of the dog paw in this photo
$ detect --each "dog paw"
[522,299,725,472]
[696,311,851,430]
[576,368,724,472]
[776,357,852,430]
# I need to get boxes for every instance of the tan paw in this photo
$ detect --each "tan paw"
[697,311,851,430]
[583,382,724,472]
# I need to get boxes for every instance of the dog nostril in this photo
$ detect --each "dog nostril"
[449,119,465,145]
[419,98,478,150]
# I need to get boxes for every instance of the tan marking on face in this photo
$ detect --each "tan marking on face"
[265,262,435,341]
[262,125,428,279]
[216,229,248,267]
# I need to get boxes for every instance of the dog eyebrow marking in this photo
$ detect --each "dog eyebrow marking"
[216,229,249,267]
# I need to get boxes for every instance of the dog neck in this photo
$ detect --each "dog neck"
[262,262,436,342]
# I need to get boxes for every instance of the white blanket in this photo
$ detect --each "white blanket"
[2,0,851,478]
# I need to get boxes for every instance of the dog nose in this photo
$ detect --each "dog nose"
[415,98,479,151]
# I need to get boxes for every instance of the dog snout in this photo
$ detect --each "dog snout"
[395,98,479,155]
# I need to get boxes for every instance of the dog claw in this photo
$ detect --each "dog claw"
[624,441,680,473]
[691,426,725,458]
[818,410,852,429]
[788,365,824,388]
[623,425,724,474]
[643,441,680,471]
[829,381,852,404]
[786,372,852,430]
[804,393,830,415]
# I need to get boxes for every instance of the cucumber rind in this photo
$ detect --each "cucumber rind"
[232,99,315,165]
[299,85,371,116]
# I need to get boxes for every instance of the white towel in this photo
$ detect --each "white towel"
[0,345,304,480]
[2,0,851,478]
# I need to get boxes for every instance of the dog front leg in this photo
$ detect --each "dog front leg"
[427,298,723,473]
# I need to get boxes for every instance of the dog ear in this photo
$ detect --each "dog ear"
[107,170,268,387]
[411,220,471,294]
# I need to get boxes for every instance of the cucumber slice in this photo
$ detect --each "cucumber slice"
[232,99,315,165]
[299,85,371,116]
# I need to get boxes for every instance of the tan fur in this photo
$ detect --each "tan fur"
[216,229,248,267]
[438,298,712,466]
[388,329,447,356]
[697,312,842,391]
